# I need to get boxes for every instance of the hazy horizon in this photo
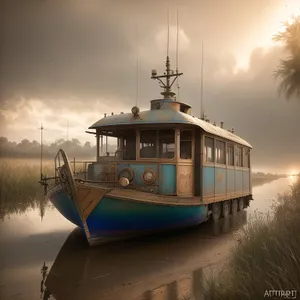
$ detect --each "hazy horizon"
[1,0,300,174]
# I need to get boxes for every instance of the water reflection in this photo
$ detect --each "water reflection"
[0,158,51,221]
[0,194,50,221]
[41,212,247,300]
[0,176,292,300]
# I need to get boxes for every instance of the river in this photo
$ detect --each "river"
[0,177,293,300]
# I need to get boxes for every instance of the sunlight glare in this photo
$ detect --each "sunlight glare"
[234,0,300,71]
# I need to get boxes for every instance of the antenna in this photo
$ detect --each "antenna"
[167,9,170,58]
[151,10,183,100]
[136,23,139,106]
[176,9,180,100]
[200,40,204,119]
[39,123,44,181]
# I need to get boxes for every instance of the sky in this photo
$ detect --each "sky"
[1,0,300,173]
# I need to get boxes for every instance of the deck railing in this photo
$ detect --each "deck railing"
[70,158,95,181]
[71,157,118,183]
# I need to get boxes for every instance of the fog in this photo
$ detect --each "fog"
[1,0,300,173]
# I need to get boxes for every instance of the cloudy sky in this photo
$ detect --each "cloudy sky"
[1,0,300,173]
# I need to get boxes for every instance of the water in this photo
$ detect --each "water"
[0,177,292,300]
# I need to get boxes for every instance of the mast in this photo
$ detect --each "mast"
[151,10,183,100]
[176,9,180,100]
[136,23,139,107]
[200,40,204,119]
[39,123,44,180]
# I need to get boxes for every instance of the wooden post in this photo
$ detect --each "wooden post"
[100,135,103,156]
[96,133,100,160]
[106,135,108,155]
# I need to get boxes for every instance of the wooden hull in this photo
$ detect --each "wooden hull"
[47,184,209,245]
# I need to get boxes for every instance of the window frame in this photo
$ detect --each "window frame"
[235,145,243,167]
[215,139,226,165]
[139,128,176,160]
[227,143,235,167]
[179,129,193,160]
[204,136,215,163]
[243,147,250,168]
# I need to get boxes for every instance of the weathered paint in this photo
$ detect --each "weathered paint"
[203,166,251,199]
[215,167,226,195]
[203,166,215,197]
[159,164,176,194]
[117,162,158,186]
[86,196,208,240]
[48,185,83,227]
[48,184,209,242]
[177,164,194,195]
[89,104,252,148]
[93,163,115,181]
[227,169,235,194]
[235,169,243,192]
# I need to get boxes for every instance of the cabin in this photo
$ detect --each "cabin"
[83,98,252,205]
[74,55,252,215]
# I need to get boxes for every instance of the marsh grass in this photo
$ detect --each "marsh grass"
[0,159,54,219]
[191,178,300,300]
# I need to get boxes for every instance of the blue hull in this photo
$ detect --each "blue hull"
[48,185,209,244]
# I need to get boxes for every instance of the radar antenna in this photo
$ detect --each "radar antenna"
[176,9,180,100]
[151,11,183,100]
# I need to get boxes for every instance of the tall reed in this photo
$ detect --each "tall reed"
[196,178,300,300]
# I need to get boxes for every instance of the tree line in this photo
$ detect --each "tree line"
[0,136,116,159]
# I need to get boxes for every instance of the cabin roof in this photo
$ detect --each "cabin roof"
[89,109,252,148]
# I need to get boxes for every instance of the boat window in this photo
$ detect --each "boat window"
[115,130,136,160]
[215,140,225,164]
[140,129,175,158]
[159,129,175,158]
[236,146,243,167]
[180,130,192,159]
[243,148,250,168]
[140,130,157,158]
[227,144,234,166]
[204,137,214,162]
[124,135,136,160]
[99,135,118,157]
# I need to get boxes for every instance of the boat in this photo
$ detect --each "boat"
[40,54,253,246]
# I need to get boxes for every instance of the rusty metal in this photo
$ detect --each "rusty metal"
[177,164,194,196]
[119,168,134,181]
[142,169,156,185]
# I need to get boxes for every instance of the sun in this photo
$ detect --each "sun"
[233,0,300,72]
[289,170,299,176]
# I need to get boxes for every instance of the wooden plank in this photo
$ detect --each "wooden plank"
[77,184,110,219]
[77,187,90,205]
[82,188,108,219]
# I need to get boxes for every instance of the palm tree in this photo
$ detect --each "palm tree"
[273,15,300,100]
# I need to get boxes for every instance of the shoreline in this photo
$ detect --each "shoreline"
[252,176,285,187]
